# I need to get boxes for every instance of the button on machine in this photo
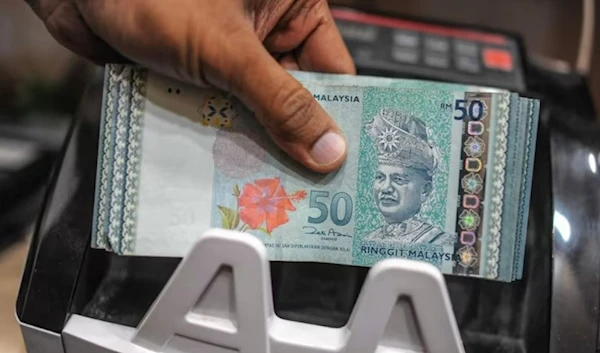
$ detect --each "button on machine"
[424,35,450,52]
[424,53,450,68]
[455,56,482,74]
[391,47,420,64]
[393,30,420,47]
[454,40,479,57]
[483,48,515,71]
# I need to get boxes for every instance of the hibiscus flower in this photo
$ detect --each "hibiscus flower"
[237,178,306,232]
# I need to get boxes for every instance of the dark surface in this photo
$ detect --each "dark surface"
[0,147,56,251]
[16,77,104,332]
[15,9,600,353]
[547,107,600,353]
[0,121,66,252]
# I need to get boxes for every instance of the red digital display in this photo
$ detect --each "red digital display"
[483,48,514,71]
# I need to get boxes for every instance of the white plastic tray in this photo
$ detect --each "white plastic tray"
[61,229,465,353]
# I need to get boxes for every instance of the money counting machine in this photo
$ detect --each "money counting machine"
[16,5,600,353]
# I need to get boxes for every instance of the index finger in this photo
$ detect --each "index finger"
[296,5,356,74]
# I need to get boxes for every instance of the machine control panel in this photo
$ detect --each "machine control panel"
[332,7,526,92]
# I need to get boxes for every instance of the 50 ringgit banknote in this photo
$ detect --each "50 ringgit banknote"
[92,64,539,282]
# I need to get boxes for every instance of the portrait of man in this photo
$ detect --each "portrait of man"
[365,108,455,245]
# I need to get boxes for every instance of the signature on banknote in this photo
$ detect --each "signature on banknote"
[302,226,353,239]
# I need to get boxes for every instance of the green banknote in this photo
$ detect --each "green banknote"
[92,64,539,282]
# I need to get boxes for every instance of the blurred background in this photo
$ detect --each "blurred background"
[0,0,597,352]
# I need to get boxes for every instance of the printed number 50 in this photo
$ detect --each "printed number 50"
[308,191,353,226]
[454,99,484,121]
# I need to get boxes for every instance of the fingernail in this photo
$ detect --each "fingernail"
[310,132,346,166]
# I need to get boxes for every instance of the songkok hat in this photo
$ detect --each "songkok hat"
[366,108,439,175]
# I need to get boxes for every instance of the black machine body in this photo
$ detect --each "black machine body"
[16,7,600,353]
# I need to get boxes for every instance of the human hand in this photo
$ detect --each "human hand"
[26,0,355,173]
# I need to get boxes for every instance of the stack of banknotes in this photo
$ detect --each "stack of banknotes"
[92,64,539,282]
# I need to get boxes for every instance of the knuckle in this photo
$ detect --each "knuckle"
[44,2,74,43]
[177,17,205,83]
[188,23,250,89]
[213,30,249,89]
[268,85,320,143]
[26,0,58,20]
[23,0,40,12]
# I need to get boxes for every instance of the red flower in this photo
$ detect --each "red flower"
[237,178,305,232]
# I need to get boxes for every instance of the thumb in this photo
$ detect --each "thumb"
[68,0,346,173]
[213,34,347,174]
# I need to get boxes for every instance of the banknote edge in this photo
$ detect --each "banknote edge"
[92,64,124,250]
[102,65,127,252]
[91,65,111,249]
[510,99,532,280]
[116,66,137,255]
[497,96,528,281]
[496,95,521,281]
[107,66,134,254]
[514,100,540,279]
[120,67,149,255]
[485,93,510,279]
[104,64,131,253]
